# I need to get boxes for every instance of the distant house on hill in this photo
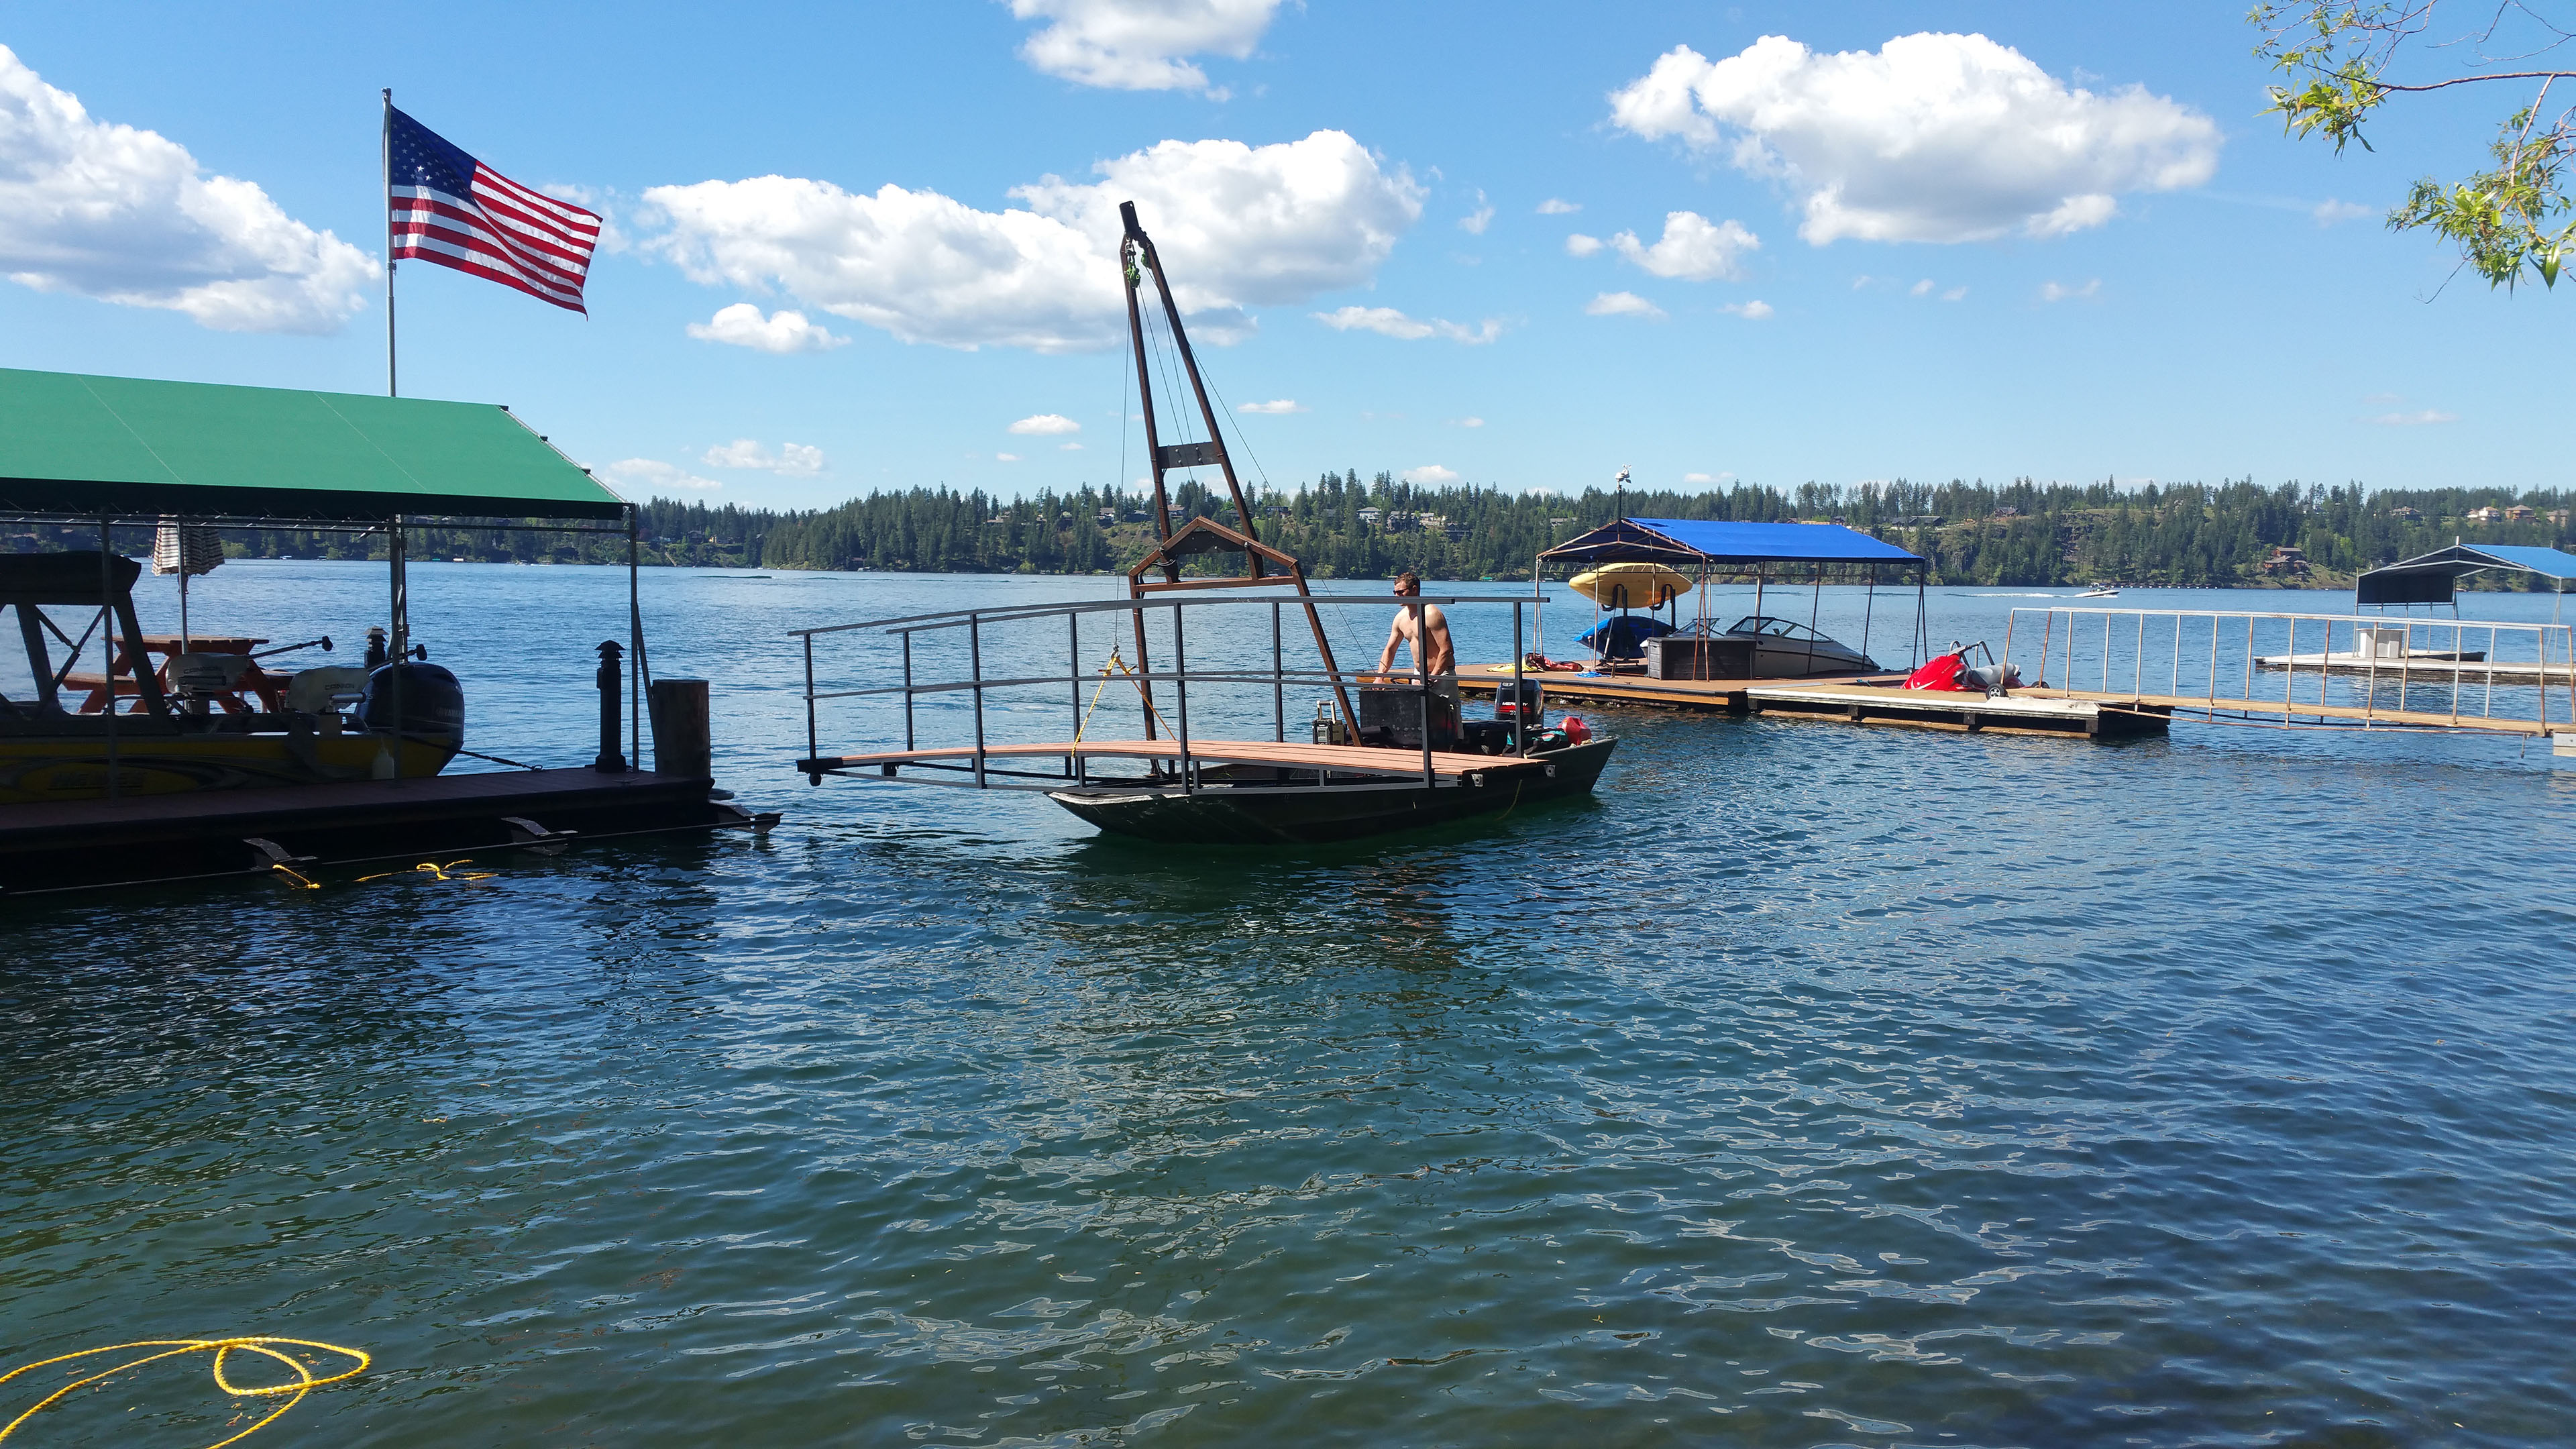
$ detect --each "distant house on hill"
[2261,545,2312,578]
[1896,514,1945,527]
[2467,506,2504,523]
[2389,505,2421,521]
[1993,506,2019,519]
[2549,508,2571,527]
[2504,504,2536,522]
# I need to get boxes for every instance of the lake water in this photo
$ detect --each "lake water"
[4,561,2571,1447]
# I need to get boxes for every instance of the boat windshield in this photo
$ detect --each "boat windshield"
[1725,616,1823,641]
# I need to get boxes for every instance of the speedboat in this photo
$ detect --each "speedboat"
[1709,615,1880,678]
[2078,584,2118,598]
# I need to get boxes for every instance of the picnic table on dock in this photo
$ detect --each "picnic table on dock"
[68,633,283,714]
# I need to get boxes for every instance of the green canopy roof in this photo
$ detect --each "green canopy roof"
[0,368,629,521]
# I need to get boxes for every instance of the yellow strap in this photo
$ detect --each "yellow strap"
[1073,647,1173,743]
[0,1337,368,1448]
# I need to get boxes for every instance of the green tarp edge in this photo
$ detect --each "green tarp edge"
[0,367,629,521]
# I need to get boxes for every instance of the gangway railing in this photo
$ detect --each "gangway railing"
[792,590,1543,794]
[2002,606,2575,736]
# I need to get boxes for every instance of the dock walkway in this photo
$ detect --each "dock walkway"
[1458,662,2564,742]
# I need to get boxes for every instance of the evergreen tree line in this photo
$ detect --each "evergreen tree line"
[9,477,2568,588]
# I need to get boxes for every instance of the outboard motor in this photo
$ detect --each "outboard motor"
[359,662,466,745]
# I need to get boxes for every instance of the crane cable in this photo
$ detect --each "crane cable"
[0,1336,369,1448]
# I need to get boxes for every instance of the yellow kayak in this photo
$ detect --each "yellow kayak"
[1569,562,1693,609]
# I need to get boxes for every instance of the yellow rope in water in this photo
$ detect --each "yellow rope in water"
[0,1337,369,1448]
[1073,647,1173,743]
[354,859,495,885]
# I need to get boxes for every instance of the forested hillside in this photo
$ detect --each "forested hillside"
[15,475,2569,588]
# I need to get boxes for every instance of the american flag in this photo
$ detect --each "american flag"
[386,107,600,313]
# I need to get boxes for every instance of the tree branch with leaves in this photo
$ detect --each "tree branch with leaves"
[2253,0,2575,288]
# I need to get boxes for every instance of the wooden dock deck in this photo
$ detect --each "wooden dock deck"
[0,767,760,896]
[1458,662,2564,742]
[1454,666,1878,714]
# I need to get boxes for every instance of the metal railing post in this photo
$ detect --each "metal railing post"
[1070,610,1085,783]
[1272,601,1284,743]
[1414,597,1434,789]
[1170,603,1192,790]
[803,632,817,775]
[969,612,985,788]
[1513,600,1527,756]
[902,631,916,751]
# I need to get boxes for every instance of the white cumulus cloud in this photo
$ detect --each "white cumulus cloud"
[1564,233,1606,258]
[1010,0,1283,93]
[2313,198,2373,225]
[645,129,1421,354]
[1401,464,1460,484]
[2370,409,2458,426]
[1537,198,1582,215]
[1718,299,1774,319]
[996,452,1023,462]
[1453,416,1484,427]
[1682,471,1736,484]
[2039,278,2100,302]
[1609,210,1758,280]
[604,459,723,492]
[1238,398,1305,413]
[0,44,376,333]
[1458,189,1494,234]
[702,439,827,476]
[1313,305,1502,344]
[1009,413,1083,435]
[1586,290,1666,319]
[1607,33,2220,244]
[686,302,849,352]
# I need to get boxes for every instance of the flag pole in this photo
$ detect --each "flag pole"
[382,87,396,397]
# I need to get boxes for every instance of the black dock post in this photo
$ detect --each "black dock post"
[649,678,711,781]
[594,641,627,773]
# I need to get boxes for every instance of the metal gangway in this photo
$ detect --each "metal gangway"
[791,590,1550,794]
[2002,606,2576,742]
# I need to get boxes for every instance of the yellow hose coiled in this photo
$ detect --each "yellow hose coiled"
[0,1337,369,1447]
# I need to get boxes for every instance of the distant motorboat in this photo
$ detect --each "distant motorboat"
[2078,584,2118,598]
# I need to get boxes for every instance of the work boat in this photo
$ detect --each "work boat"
[0,551,460,802]
[789,201,1614,845]
[1711,615,1880,677]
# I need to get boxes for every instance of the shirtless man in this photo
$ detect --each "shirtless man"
[1374,572,1455,679]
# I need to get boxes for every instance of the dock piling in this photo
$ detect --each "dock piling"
[649,678,711,780]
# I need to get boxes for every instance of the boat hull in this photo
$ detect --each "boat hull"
[0,731,458,804]
[1046,738,1617,845]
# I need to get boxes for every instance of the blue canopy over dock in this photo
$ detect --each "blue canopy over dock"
[1540,517,1921,569]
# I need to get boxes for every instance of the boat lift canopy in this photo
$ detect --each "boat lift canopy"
[2356,542,2576,608]
[1538,517,1927,670]
[0,367,627,523]
[1541,517,1922,568]
[0,367,654,775]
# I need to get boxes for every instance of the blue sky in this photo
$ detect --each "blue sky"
[0,1,2561,511]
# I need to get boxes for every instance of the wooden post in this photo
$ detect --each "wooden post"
[649,678,710,780]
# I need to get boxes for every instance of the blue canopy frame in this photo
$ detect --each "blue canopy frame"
[1538,517,1929,672]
